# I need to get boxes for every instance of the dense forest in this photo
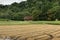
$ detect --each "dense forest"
[0,0,60,21]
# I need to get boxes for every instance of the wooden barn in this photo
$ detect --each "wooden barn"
[24,16,33,21]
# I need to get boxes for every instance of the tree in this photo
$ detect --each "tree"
[0,0,60,21]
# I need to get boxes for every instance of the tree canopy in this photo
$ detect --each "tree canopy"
[0,0,60,21]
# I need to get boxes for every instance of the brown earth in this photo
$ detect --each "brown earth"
[0,24,60,40]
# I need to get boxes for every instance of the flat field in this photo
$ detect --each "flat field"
[0,24,60,40]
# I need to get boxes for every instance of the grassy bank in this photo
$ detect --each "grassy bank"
[0,21,60,25]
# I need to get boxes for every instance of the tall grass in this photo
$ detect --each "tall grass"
[0,21,60,25]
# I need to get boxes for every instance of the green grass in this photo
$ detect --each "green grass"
[0,21,60,25]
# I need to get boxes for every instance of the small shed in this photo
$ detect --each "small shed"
[24,16,33,21]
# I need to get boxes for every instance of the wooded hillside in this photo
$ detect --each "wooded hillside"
[0,0,60,21]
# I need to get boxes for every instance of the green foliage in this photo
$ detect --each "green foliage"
[0,0,60,21]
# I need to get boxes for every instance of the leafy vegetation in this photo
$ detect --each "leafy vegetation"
[0,0,60,21]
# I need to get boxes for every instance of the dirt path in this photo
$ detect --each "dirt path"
[0,24,60,40]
